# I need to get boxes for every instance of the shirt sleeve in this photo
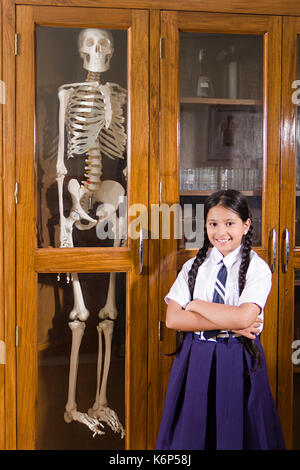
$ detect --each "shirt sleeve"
[237,256,272,311]
[164,258,195,309]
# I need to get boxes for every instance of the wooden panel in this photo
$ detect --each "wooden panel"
[2,0,17,451]
[147,9,160,450]
[278,16,299,450]
[125,8,149,450]
[158,11,179,436]
[0,0,4,451]
[294,251,300,270]
[32,5,131,27]
[16,6,37,450]
[260,15,282,397]
[178,11,278,33]
[34,248,132,272]
[13,0,300,16]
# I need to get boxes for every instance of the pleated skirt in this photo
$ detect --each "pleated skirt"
[156,332,285,450]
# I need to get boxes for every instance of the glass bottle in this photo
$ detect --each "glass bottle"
[196,49,212,97]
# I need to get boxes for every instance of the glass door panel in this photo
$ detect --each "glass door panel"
[36,26,128,249]
[37,272,126,450]
[160,12,281,433]
[179,33,263,249]
[16,6,149,450]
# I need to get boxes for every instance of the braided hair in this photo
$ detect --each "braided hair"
[167,189,262,370]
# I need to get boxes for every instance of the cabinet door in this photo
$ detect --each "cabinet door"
[159,11,281,421]
[279,16,300,450]
[15,5,148,450]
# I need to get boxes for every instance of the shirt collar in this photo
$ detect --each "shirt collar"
[210,244,242,269]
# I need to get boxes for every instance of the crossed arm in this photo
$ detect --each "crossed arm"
[165,299,262,340]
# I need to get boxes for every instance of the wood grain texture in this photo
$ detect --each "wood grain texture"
[16,5,37,450]
[2,0,17,450]
[125,8,149,450]
[259,15,282,400]
[147,9,160,450]
[158,11,179,439]
[277,16,299,449]
[34,248,132,272]
[13,0,300,16]
[32,5,131,27]
[0,0,4,450]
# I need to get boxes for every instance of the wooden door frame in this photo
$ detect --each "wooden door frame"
[2,0,17,451]
[279,16,300,450]
[12,4,149,450]
[159,11,282,424]
[0,0,5,451]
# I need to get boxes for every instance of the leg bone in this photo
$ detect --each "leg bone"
[88,319,125,438]
[69,273,90,322]
[64,320,104,437]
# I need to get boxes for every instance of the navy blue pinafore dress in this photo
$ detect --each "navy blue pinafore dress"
[156,332,285,450]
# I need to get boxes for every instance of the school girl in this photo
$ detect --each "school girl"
[156,189,285,450]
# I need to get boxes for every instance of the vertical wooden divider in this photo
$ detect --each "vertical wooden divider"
[278,16,298,449]
[148,9,160,449]
[3,0,17,450]
[158,10,179,430]
[0,0,4,451]
[16,6,37,449]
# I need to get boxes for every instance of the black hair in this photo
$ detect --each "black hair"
[166,189,262,371]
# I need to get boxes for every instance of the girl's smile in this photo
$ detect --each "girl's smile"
[206,205,251,256]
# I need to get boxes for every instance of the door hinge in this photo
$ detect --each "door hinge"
[14,181,19,204]
[15,325,19,347]
[160,37,164,59]
[15,33,19,56]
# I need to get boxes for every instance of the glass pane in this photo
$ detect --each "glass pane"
[36,27,128,248]
[37,272,126,450]
[179,33,263,249]
[294,271,300,449]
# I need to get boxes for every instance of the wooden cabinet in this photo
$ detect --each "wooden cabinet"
[1,0,300,451]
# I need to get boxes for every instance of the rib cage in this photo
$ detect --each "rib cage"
[66,82,127,162]
[66,83,105,158]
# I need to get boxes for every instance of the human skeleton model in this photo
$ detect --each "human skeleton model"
[56,28,126,438]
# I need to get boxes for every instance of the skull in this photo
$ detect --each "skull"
[78,29,114,73]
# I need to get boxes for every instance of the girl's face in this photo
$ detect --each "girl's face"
[206,205,251,257]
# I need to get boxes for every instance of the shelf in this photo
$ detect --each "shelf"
[180,97,262,106]
[180,190,262,197]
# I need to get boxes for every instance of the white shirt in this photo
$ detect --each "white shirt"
[165,244,272,341]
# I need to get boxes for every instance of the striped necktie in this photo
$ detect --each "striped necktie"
[204,260,227,340]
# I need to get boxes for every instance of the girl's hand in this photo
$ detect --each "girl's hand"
[232,316,263,339]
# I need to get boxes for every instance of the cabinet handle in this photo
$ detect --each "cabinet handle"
[139,228,143,275]
[283,228,290,273]
[271,228,277,273]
